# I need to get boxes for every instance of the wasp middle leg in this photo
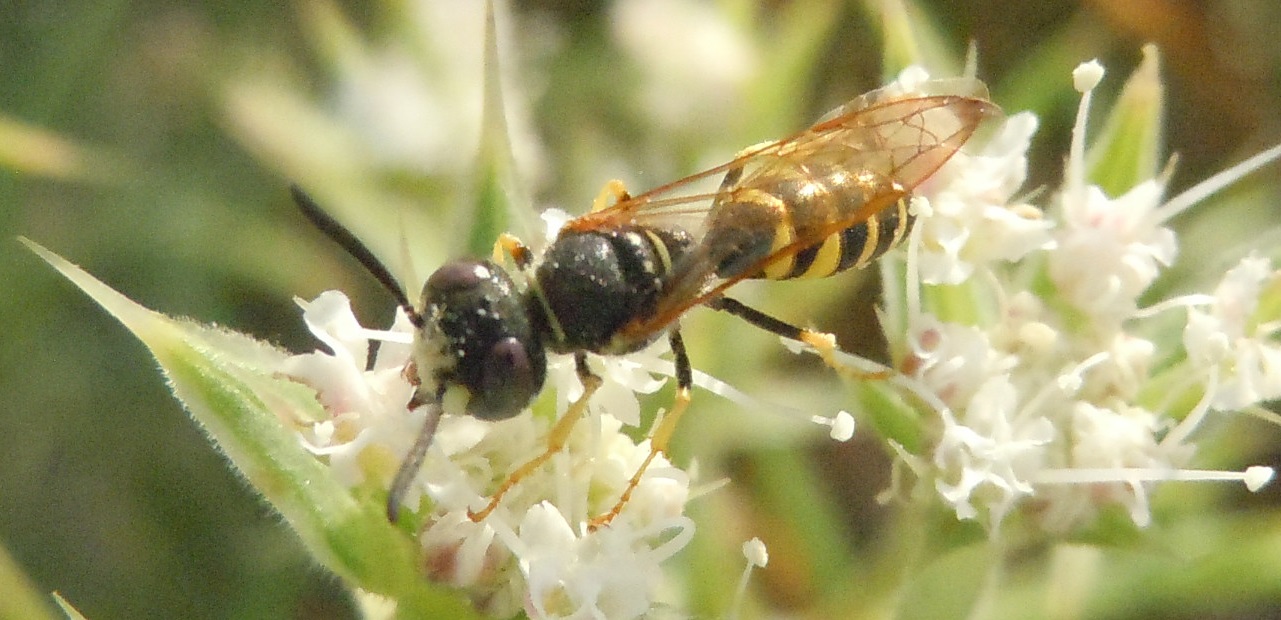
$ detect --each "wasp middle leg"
[588,329,692,531]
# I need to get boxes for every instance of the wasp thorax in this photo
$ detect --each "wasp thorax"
[417,259,546,421]
[533,227,693,356]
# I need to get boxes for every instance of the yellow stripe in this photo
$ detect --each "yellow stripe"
[732,189,793,280]
[797,234,843,279]
[762,220,795,279]
[853,214,881,268]
[890,199,910,245]
[642,229,674,273]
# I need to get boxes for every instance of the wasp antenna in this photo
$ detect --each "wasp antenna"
[289,185,422,327]
[386,403,444,522]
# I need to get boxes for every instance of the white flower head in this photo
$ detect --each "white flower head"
[1050,180,1177,326]
[916,111,1053,284]
[865,57,1279,535]
[933,375,1054,528]
[907,313,1016,408]
[1185,254,1281,408]
[514,502,692,620]
[279,289,694,617]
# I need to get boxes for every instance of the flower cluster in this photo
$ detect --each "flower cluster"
[868,59,1280,533]
[285,291,693,618]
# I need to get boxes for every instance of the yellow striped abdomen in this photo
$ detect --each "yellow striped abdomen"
[704,161,914,281]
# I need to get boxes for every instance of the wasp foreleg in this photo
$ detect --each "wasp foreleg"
[467,353,601,522]
[590,179,632,212]
[492,233,534,269]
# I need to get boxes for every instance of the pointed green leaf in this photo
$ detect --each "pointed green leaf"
[0,544,60,620]
[467,0,532,257]
[870,0,962,79]
[50,594,89,620]
[21,239,479,616]
[1087,44,1165,196]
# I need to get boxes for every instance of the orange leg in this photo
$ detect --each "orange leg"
[587,331,692,530]
[492,232,533,269]
[467,354,601,522]
[800,330,891,381]
[591,180,631,212]
[588,386,690,531]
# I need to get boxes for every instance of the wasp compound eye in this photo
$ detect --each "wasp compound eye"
[476,337,542,420]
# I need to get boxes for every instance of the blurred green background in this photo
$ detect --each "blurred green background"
[4,1,1281,618]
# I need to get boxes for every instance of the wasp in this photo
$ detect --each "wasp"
[291,77,999,530]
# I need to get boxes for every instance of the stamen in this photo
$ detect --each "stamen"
[1132,294,1217,319]
[1153,142,1281,224]
[729,538,769,620]
[811,411,856,441]
[1056,351,1110,393]
[1066,61,1103,211]
[1030,465,1274,490]
[1160,366,1217,449]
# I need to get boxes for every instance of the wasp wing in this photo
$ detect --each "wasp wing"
[566,79,1000,343]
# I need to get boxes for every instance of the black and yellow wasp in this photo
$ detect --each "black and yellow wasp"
[291,76,999,529]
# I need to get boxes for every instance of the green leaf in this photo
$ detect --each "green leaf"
[22,239,480,617]
[0,543,61,620]
[728,0,841,142]
[467,0,532,258]
[1087,44,1165,196]
[896,542,995,620]
[870,0,963,79]
[0,114,131,182]
[857,379,925,453]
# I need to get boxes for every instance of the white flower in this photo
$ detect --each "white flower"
[279,290,694,617]
[512,503,692,620]
[545,344,669,428]
[907,313,1016,409]
[1050,180,1177,327]
[864,59,1279,533]
[932,375,1054,527]
[284,291,419,488]
[1185,254,1281,408]
[917,111,1053,284]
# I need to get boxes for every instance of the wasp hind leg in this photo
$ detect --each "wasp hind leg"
[467,353,602,522]
[707,297,890,381]
[588,330,692,531]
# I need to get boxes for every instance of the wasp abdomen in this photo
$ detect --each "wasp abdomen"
[705,161,914,281]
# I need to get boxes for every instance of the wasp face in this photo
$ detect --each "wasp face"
[418,260,546,421]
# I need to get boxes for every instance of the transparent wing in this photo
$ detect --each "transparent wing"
[563,78,1001,342]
